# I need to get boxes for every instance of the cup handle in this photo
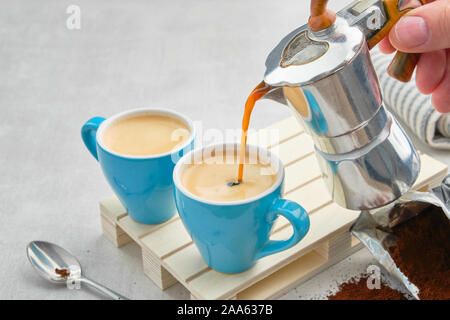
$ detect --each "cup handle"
[81,117,105,161]
[255,199,310,260]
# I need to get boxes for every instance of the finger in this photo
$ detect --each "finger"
[431,49,450,113]
[378,37,396,54]
[415,50,447,94]
[388,0,450,53]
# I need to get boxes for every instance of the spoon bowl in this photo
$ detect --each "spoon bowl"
[27,241,81,284]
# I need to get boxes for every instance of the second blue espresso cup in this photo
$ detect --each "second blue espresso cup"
[173,143,310,273]
[82,108,195,224]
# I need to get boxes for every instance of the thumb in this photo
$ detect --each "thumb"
[388,0,450,53]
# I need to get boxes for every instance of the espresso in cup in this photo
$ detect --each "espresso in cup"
[173,143,309,273]
[103,114,190,156]
[181,151,277,202]
[82,108,194,224]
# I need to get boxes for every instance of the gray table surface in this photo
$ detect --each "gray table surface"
[1,0,448,300]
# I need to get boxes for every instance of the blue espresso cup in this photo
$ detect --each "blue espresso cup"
[82,108,195,224]
[173,143,310,273]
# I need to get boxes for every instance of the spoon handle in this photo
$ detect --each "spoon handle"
[79,276,129,300]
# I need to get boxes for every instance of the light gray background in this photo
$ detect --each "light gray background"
[1,0,448,300]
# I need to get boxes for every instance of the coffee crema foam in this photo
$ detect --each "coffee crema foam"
[181,153,277,202]
[103,114,190,156]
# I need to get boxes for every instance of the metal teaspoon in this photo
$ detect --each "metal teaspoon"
[26,240,128,300]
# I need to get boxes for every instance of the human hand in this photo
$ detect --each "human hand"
[378,0,450,113]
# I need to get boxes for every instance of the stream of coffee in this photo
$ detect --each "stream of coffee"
[237,81,271,182]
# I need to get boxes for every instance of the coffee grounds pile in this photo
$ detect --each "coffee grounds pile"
[327,275,408,300]
[388,206,450,300]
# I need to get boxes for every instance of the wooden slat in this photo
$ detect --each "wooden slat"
[315,232,351,260]
[119,215,178,243]
[141,219,192,259]
[236,250,327,300]
[164,243,209,283]
[272,216,290,233]
[118,216,163,242]
[285,178,333,213]
[100,215,132,248]
[99,196,127,221]
[247,116,303,148]
[270,133,315,166]
[142,254,178,289]
[414,154,448,189]
[283,153,321,193]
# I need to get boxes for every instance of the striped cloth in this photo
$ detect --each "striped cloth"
[371,48,450,150]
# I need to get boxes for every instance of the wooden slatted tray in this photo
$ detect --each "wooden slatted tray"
[99,116,448,300]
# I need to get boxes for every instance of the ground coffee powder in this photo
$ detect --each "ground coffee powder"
[389,206,450,300]
[328,275,408,300]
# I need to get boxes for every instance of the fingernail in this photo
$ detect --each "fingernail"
[394,16,429,48]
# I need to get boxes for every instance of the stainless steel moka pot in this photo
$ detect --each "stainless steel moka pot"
[263,0,426,210]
